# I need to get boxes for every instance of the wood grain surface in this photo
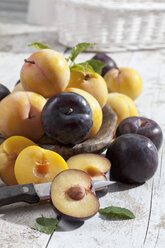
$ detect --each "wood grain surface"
[0,47,164,248]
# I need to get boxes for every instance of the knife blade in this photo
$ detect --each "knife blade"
[0,180,115,207]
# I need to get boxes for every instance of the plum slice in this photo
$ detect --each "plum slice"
[67,153,111,196]
[67,153,110,181]
[50,169,100,222]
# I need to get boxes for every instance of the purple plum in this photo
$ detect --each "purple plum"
[92,53,117,76]
[106,133,158,184]
[116,116,163,150]
[41,92,93,145]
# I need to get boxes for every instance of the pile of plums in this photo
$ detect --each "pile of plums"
[0,49,163,223]
[92,52,163,184]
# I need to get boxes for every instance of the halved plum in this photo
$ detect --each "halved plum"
[67,153,111,196]
[50,169,100,222]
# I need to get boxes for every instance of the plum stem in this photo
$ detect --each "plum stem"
[139,120,149,127]
[84,74,91,80]
[29,114,36,119]
[66,108,73,115]
[24,59,35,64]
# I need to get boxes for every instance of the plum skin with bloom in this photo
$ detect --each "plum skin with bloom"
[41,92,93,145]
[116,116,163,150]
[106,133,158,184]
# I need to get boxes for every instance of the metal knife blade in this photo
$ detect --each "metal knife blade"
[34,182,51,201]
[34,180,115,201]
[0,180,115,207]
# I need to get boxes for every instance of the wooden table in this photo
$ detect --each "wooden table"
[0,24,165,247]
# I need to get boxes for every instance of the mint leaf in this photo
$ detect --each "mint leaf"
[85,59,106,75]
[69,43,98,63]
[35,217,58,234]
[28,42,50,50]
[99,206,135,220]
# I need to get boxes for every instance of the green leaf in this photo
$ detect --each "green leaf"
[85,59,106,75]
[70,64,85,72]
[35,217,58,234]
[69,43,98,63]
[78,62,95,73]
[70,62,95,73]
[65,57,70,62]
[28,42,50,50]
[99,206,135,220]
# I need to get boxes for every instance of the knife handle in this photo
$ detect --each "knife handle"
[0,183,40,207]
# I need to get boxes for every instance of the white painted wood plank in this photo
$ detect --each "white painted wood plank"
[0,202,57,248]
[142,50,165,248]
[0,53,27,91]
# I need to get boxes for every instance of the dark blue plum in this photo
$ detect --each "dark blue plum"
[116,116,163,150]
[41,92,93,145]
[92,53,117,77]
[0,83,10,101]
[106,134,158,184]
[15,80,20,86]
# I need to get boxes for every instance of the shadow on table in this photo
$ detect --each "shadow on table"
[107,181,143,194]
[0,200,84,232]
[0,201,55,227]
[56,218,84,232]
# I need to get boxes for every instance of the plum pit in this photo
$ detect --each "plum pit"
[66,185,85,201]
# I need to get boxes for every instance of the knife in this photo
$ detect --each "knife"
[0,180,115,207]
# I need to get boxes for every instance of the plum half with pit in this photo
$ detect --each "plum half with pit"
[50,169,100,222]
[116,116,163,150]
[0,83,10,101]
[106,134,158,184]
[41,92,93,145]
[67,153,111,197]
[92,53,117,77]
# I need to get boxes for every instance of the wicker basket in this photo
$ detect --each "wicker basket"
[28,0,165,51]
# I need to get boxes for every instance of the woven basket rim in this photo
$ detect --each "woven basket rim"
[54,0,165,10]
